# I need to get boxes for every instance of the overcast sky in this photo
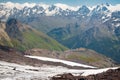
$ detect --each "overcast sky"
[0,0,120,6]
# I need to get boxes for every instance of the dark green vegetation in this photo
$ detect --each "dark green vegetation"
[0,19,67,51]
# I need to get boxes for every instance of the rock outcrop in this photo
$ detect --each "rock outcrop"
[52,68,120,80]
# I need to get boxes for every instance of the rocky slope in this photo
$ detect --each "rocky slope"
[0,22,12,46]
[0,18,67,51]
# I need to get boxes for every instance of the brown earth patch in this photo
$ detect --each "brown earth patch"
[52,68,120,80]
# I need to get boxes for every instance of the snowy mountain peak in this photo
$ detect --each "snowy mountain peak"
[48,5,57,11]
[108,4,120,12]
[0,2,120,11]
[38,3,49,9]
[54,3,79,11]
[0,2,120,20]
[0,2,36,10]
[93,4,109,12]
[78,5,90,12]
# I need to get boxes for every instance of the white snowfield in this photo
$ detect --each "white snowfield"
[0,61,118,80]
[25,55,96,68]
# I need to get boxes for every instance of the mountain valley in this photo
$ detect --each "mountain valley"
[0,2,120,80]
[0,2,120,62]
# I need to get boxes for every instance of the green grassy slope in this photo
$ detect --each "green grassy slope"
[0,19,68,51]
[13,29,68,51]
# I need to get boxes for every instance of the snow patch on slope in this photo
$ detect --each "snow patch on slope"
[0,61,118,80]
[25,55,96,68]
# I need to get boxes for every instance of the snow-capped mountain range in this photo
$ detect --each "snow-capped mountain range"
[0,2,120,62]
[0,2,120,21]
